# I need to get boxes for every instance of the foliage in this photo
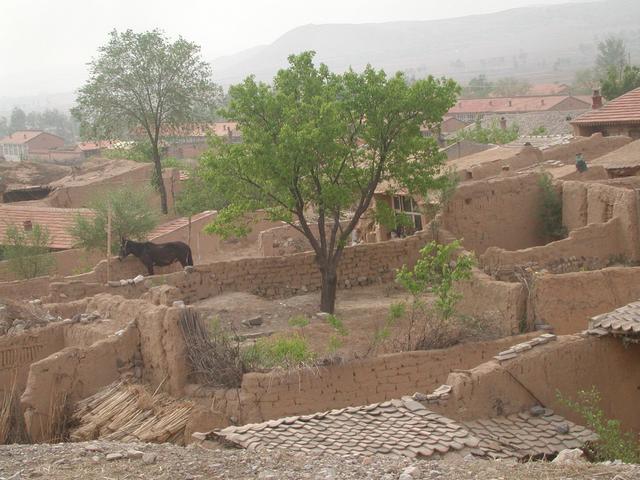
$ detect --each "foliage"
[537,173,566,242]
[558,387,640,463]
[572,68,599,95]
[288,315,310,329]
[3,223,54,279]
[463,75,493,98]
[454,119,519,145]
[103,141,153,163]
[373,200,413,233]
[25,109,78,141]
[596,36,628,77]
[201,51,459,313]
[243,333,316,370]
[70,187,158,254]
[531,125,548,136]
[492,77,531,97]
[175,166,229,218]
[9,107,26,132]
[326,314,349,354]
[72,29,220,213]
[365,302,404,356]
[388,240,476,351]
[601,64,640,100]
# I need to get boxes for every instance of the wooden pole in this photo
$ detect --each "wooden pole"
[107,202,112,283]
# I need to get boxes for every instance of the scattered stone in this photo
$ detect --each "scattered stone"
[555,422,570,434]
[402,465,421,478]
[133,274,145,284]
[127,449,144,459]
[552,448,587,465]
[412,392,428,401]
[142,452,158,465]
[530,405,546,417]
[84,444,102,452]
[172,300,185,308]
[184,266,194,274]
[106,452,124,461]
[242,315,263,327]
[257,470,278,480]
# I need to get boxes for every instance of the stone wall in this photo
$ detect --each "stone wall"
[443,173,545,254]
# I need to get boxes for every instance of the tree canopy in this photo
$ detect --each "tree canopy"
[71,187,158,255]
[601,64,640,100]
[72,29,220,213]
[596,36,628,77]
[201,51,459,312]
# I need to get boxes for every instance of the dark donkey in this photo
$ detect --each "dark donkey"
[119,238,193,275]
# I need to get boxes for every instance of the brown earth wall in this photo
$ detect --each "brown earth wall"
[529,266,640,335]
[481,218,625,277]
[542,133,631,163]
[440,335,640,433]
[443,173,545,254]
[464,146,542,181]
[184,334,539,434]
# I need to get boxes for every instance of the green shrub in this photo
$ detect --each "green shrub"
[4,223,54,279]
[558,387,640,463]
[326,314,348,355]
[454,119,519,145]
[538,173,567,242]
[531,125,548,136]
[70,186,158,254]
[244,333,315,370]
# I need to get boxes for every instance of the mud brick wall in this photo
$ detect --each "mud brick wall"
[0,323,66,397]
[188,334,538,430]
[542,133,631,163]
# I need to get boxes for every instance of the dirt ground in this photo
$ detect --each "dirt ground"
[1,440,638,480]
[192,283,501,359]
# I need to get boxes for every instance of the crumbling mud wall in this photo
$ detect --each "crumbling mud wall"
[184,334,539,435]
[440,335,640,433]
[530,267,640,334]
[542,133,631,164]
[443,173,546,254]
[464,145,542,181]
[481,218,625,278]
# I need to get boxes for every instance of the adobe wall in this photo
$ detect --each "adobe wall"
[440,335,640,433]
[563,181,640,259]
[443,173,545,254]
[185,333,539,434]
[46,165,181,214]
[543,133,631,163]
[465,146,542,181]
[0,249,103,283]
[0,323,65,397]
[481,218,625,278]
[529,266,640,335]
[21,321,140,442]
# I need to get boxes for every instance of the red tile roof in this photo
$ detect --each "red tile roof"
[149,211,216,240]
[0,130,50,145]
[0,205,93,249]
[571,87,640,126]
[448,95,591,115]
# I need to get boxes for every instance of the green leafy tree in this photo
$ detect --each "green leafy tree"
[463,75,493,98]
[538,172,566,242]
[492,77,531,97]
[572,68,599,95]
[201,51,459,313]
[395,240,475,350]
[4,223,54,279]
[71,187,158,255]
[454,119,519,145]
[72,29,220,214]
[596,36,628,78]
[601,64,640,100]
[9,107,26,132]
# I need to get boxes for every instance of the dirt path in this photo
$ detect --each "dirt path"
[1,441,638,480]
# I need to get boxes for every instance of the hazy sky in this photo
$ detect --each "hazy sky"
[1,0,578,97]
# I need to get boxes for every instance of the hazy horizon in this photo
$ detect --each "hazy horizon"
[1,0,588,98]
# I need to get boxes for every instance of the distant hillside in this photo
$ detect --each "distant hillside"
[212,0,640,86]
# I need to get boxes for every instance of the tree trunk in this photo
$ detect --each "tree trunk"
[319,263,338,314]
[152,142,168,214]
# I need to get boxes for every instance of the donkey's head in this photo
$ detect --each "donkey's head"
[118,237,130,261]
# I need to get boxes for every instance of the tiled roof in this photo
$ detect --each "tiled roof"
[0,130,47,145]
[149,211,216,240]
[210,393,594,460]
[572,87,640,126]
[588,301,640,337]
[0,204,93,249]
[448,96,591,115]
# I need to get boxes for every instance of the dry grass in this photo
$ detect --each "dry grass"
[37,386,71,443]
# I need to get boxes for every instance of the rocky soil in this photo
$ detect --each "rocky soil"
[1,441,639,480]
